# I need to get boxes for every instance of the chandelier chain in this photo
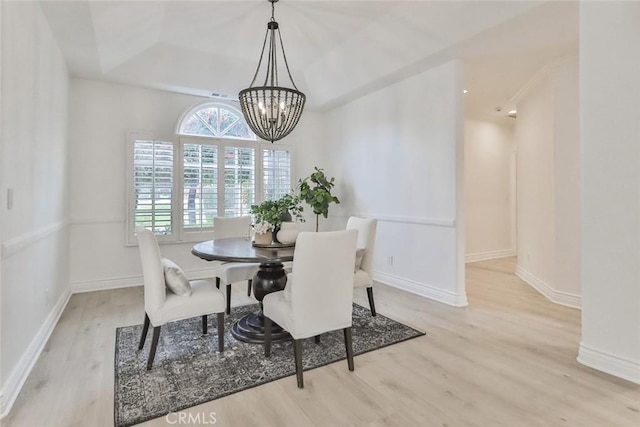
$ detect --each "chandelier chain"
[269,0,276,86]
[277,28,298,90]
[269,25,277,87]
[249,28,270,88]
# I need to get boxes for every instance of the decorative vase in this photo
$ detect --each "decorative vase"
[281,210,292,222]
[254,231,273,245]
[276,222,299,244]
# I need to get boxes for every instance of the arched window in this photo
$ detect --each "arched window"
[178,103,256,140]
[127,103,292,244]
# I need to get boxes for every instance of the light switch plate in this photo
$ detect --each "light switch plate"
[7,188,13,210]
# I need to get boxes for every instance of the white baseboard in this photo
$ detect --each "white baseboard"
[515,265,581,309]
[1,267,221,418]
[71,275,143,293]
[70,268,219,293]
[0,286,72,418]
[373,270,468,307]
[578,343,640,384]
[465,249,515,263]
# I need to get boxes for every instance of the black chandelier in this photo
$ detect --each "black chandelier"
[239,0,306,143]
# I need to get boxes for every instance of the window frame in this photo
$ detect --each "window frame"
[125,106,295,246]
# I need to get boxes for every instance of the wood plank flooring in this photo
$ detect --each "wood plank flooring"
[3,257,639,426]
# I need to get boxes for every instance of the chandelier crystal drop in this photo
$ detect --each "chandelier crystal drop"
[239,0,306,143]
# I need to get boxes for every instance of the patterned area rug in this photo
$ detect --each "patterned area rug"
[114,303,425,427]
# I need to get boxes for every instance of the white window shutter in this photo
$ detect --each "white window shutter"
[183,143,218,229]
[262,147,292,201]
[132,140,174,235]
[224,146,256,217]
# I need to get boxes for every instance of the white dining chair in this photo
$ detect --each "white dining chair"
[136,228,226,370]
[263,229,358,388]
[213,216,260,314]
[346,216,378,316]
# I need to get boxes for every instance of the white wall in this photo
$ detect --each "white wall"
[68,78,323,290]
[0,1,4,410]
[515,73,556,287]
[0,1,70,415]
[289,110,330,233]
[464,119,515,261]
[323,61,466,306]
[578,2,640,384]
[514,57,581,308]
[552,58,581,299]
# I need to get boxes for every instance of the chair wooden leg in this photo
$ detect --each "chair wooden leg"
[293,339,304,388]
[217,312,225,352]
[202,315,208,335]
[147,326,161,370]
[314,335,320,344]
[344,327,354,372]
[366,287,377,317]
[264,316,272,357]
[247,279,252,297]
[216,277,220,289]
[226,284,232,315]
[138,313,150,350]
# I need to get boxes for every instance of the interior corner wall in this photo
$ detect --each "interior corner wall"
[464,119,515,261]
[515,74,556,289]
[68,78,324,289]
[552,58,581,300]
[0,1,70,415]
[323,60,466,307]
[289,111,330,232]
[514,56,581,308]
[578,1,640,384]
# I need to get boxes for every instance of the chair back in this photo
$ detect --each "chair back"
[214,216,251,239]
[136,228,166,316]
[346,216,377,274]
[290,230,358,336]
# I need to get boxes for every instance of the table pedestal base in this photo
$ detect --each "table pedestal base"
[230,312,290,344]
[230,261,291,344]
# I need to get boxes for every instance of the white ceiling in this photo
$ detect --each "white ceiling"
[39,0,578,117]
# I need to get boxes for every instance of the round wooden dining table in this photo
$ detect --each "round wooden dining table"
[191,238,295,344]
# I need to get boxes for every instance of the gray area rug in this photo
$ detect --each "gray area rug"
[114,303,425,426]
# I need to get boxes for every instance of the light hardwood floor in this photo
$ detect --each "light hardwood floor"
[4,257,639,426]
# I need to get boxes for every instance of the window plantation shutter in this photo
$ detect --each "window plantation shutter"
[133,140,174,235]
[224,146,256,217]
[183,143,218,229]
[263,147,292,201]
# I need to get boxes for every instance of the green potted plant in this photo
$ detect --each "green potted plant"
[278,192,304,223]
[250,193,306,244]
[249,200,282,244]
[252,220,274,245]
[298,167,340,231]
[275,192,304,244]
[250,199,281,226]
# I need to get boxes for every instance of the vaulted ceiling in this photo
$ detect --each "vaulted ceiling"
[40,0,578,117]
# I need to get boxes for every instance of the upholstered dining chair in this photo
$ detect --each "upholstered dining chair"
[346,216,378,316]
[136,227,226,370]
[263,229,358,388]
[213,216,260,314]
